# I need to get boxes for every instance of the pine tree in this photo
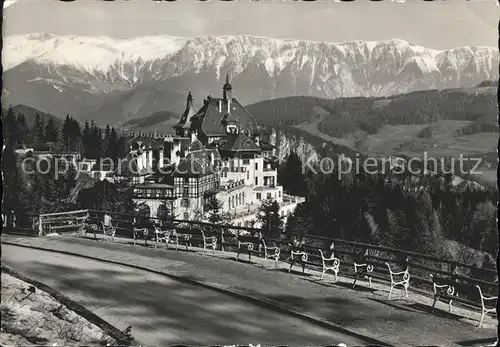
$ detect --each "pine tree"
[285,204,313,235]
[4,106,18,148]
[82,121,91,158]
[97,128,103,159]
[258,198,283,237]
[88,121,103,159]
[70,117,82,152]
[106,127,119,159]
[115,136,127,160]
[2,142,36,227]
[23,169,44,223]
[17,113,28,146]
[206,198,230,225]
[38,157,77,213]
[34,114,45,149]
[103,124,111,155]
[278,151,307,197]
[44,118,59,146]
[77,179,135,215]
[61,115,71,151]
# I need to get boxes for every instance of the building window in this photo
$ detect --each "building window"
[183,212,189,220]
[279,190,281,197]
[257,193,261,200]
[255,163,258,170]
[247,171,249,180]
[255,177,258,185]
[267,193,272,199]
[181,199,190,208]
[243,159,249,165]
[183,187,188,197]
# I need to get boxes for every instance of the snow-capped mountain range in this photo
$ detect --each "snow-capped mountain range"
[2,33,498,126]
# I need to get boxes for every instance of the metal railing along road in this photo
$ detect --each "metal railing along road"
[8,208,498,301]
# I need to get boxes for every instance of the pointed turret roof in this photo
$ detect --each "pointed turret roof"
[223,73,232,90]
[174,91,196,130]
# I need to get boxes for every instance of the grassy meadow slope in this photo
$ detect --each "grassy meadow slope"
[120,110,180,134]
[246,85,498,178]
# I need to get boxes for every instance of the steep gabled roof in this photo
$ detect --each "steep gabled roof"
[173,148,221,177]
[218,132,261,153]
[194,98,259,137]
[189,138,205,152]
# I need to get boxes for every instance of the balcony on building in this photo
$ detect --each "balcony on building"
[133,183,175,200]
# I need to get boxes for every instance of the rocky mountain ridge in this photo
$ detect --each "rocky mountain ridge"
[3,33,498,125]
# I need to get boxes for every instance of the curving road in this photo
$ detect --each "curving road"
[2,244,369,346]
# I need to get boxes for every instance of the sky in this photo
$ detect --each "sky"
[2,0,498,49]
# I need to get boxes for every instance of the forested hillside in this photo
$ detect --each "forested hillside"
[2,105,127,158]
[2,104,63,128]
[280,153,498,273]
[246,87,497,139]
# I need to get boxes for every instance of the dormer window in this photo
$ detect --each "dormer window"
[226,124,238,134]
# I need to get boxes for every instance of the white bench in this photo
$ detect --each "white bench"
[176,227,217,253]
[80,220,99,240]
[151,225,177,249]
[352,249,374,288]
[101,222,116,241]
[287,243,340,281]
[385,262,410,299]
[476,285,498,328]
[288,249,308,273]
[319,249,340,282]
[199,230,217,253]
[236,235,280,267]
[353,263,374,288]
[133,227,150,246]
[431,275,498,328]
[261,239,280,268]
[236,235,262,263]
